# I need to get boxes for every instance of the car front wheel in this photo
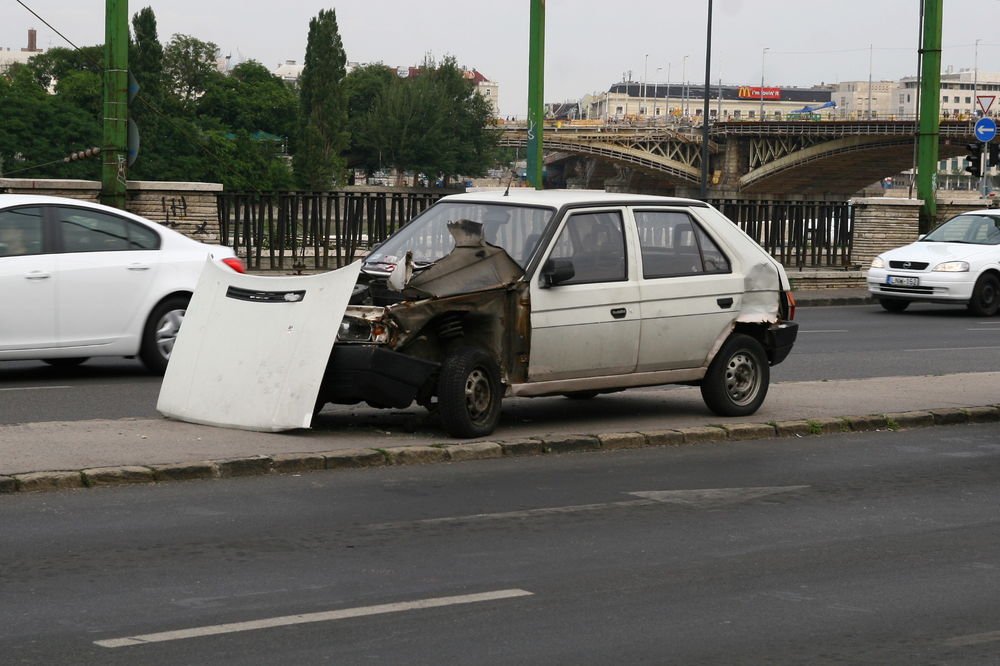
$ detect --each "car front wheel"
[140,295,190,374]
[700,334,770,417]
[968,273,1000,316]
[437,346,503,438]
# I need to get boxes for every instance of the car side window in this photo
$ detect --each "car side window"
[635,210,731,278]
[549,211,626,284]
[55,207,160,252]
[0,207,44,257]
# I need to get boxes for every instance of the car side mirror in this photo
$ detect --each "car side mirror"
[540,258,575,287]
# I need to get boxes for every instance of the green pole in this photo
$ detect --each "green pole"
[916,0,942,233]
[101,0,129,209]
[526,0,545,189]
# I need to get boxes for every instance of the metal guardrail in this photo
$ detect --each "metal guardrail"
[217,190,854,271]
[710,199,854,269]
[217,190,449,271]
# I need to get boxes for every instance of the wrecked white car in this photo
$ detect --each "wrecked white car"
[315,190,798,437]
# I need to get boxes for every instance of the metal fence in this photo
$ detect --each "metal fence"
[709,199,854,269]
[217,190,854,271]
[217,190,450,271]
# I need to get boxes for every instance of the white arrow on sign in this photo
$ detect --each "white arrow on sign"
[977,95,996,116]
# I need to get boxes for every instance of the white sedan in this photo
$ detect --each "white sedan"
[867,209,1000,315]
[0,194,244,372]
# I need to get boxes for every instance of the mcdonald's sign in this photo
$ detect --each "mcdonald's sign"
[738,86,782,100]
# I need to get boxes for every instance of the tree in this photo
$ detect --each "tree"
[130,6,164,104]
[343,63,398,173]
[198,61,297,140]
[163,34,221,106]
[293,9,349,189]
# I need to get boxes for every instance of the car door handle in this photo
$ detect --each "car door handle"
[717,297,734,309]
[25,271,51,280]
[610,307,627,319]
[127,263,151,271]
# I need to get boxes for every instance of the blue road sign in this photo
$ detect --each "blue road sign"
[974,117,997,142]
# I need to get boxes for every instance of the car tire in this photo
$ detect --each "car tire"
[42,357,89,367]
[968,273,1000,316]
[139,295,190,374]
[879,298,910,313]
[700,333,770,417]
[437,346,503,438]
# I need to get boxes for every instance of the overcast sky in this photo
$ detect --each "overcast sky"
[3,1,999,116]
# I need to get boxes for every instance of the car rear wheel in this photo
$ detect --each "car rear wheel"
[139,295,190,374]
[437,346,503,438]
[968,273,1000,316]
[879,298,910,313]
[42,357,89,367]
[700,334,769,417]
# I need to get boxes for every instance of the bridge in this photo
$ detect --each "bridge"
[498,120,976,197]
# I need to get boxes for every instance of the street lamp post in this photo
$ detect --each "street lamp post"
[665,62,672,121]
[642,53,649,122]
[760,47,769,121]
[682,55,689,117]
[654,66,662,121]
[973,38,981,118]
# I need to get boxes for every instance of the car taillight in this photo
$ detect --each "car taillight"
[222,257,246,274]
[784,290,797,320]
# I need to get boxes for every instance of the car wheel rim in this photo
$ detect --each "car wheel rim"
[464,368,493,421]
[724,351,760,406]
[155,309,185,360]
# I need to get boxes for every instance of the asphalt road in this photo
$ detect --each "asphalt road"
[2,422,998,664]
[1,302,998,426]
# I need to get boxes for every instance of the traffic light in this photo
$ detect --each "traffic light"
[989,142,1000,169]
[965,143,984,177]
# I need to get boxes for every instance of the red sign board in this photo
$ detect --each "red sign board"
[738,86,782,100]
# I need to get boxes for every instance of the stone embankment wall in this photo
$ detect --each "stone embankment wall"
[0,179,222,244]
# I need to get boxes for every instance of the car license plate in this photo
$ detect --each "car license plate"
[887,275,919,287]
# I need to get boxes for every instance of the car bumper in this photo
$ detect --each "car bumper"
[318,345,440,409]
[767,321,799,366]
[866,269,976,303]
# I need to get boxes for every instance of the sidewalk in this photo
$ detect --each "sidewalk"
[2,370,997,494]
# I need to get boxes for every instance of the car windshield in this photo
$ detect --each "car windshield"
[921,214,1000,245]
[365,202,554,271]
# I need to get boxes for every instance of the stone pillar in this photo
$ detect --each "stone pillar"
[849,197,922,267]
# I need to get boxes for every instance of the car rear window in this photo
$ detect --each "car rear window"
[54,207,161,252]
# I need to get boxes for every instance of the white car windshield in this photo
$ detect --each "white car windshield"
[921,214,1000,245]
[365,202,554,271]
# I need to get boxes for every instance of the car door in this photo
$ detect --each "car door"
[633,208,744,371]
[0,206,57,352]
[528,208,640,382]
[51,205,161,348]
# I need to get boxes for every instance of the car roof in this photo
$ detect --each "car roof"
[440,189,707,208]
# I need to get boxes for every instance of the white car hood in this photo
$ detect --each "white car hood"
[882,241,997,265]
[157,260,361,432]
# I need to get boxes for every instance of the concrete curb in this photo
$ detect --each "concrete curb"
[2,404,998,495]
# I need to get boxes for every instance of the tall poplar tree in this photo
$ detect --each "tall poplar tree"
[293,9,349,189]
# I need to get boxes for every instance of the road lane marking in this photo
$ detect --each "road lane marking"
[0,385,72,392]
[944,629,1000,647]
[366,486,810,530]
[799,330,848,333]
[904,346,1000,352]
[95,589,533,648]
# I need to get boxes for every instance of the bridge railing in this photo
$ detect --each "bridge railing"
[217,191,854,272]
[217,190,449,271]
[709,199,854,269]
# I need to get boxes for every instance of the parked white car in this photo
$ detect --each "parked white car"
[0,194,244,372]
[866,209,1000,315]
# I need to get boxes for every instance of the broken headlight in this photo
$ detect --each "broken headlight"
[337,315,389,344]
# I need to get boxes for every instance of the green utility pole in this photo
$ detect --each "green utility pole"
[916,0,942,233]
[101,0,129,209]
[526,0,545,189]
